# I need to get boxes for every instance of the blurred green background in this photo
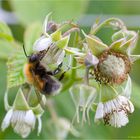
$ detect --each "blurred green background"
[0,0,140,139]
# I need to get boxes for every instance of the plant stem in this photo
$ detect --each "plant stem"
[61,32,79,92]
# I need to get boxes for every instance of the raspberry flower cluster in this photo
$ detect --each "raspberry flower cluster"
[1,14,140,138]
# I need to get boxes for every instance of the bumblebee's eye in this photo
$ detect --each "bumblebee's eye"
[29,54,38,62]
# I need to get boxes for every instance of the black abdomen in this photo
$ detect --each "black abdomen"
[42,74,61,95]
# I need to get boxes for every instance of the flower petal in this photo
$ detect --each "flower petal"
[33,36,52,51]
[94,102,104,123]
[1,109,13,131]
[24,110,36,129]
[127,100,134,113]
[109,111,129,128]
[14,121,31,138]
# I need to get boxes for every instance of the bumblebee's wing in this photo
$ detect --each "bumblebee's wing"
[30,69,47,110]
[43,74,62,96]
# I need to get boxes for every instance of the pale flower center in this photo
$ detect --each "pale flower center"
[99,55,125,78]
[94,51,131,84]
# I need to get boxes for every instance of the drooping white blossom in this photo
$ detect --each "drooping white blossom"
[94,95,134,128]
[1,109,36,138]
[1,88,44,138]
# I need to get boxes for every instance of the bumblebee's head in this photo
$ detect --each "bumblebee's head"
[29,54,40,63]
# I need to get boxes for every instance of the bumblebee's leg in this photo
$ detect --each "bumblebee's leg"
[46,63,63,76]
[58,66,71,81]
[52,63,63,75]
[59,71,66,81]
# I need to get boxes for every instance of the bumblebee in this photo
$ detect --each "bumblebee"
[23,45,62,97]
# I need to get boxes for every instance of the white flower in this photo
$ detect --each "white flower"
[1,109,36,138]
[33,13,70,66]
[94,95,134,128]
[1,88,44,138]
[33,36,52,52]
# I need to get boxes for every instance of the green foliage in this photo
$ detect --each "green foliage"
[0,22,13,41]
[11,0,88,25]
[1,1,140,139]
[7,49,26,88]
[7,22,42,88]
[0,22,15,60]
[0,40,14,59]
[24,23,42,54]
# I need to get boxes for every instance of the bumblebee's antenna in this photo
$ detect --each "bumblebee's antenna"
[22,45,29,57]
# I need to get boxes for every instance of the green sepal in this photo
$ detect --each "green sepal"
[100,84,118,102]
[120,33,137,53]
[51,30,61,42]
[112,30,125,42]
[13,88,30,110]
[56,35,70,49]
[111,30,137,54]
[129,55,140,62]
[43,12,52,34]
[31,104,44,116]
[112,30,136,42]
[64,47,84,55]
[110,38,125,52]
[82,30,108,56]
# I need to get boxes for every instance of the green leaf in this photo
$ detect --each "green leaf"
[11,0,88,25]
[13,88,30,110]
[0,40,14,59]
[7,48,26,88]
[82,30,108,56]
[0,22,13,41]
[56,35,69,49]
[24,22,42,54]
[101,84,118,102]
